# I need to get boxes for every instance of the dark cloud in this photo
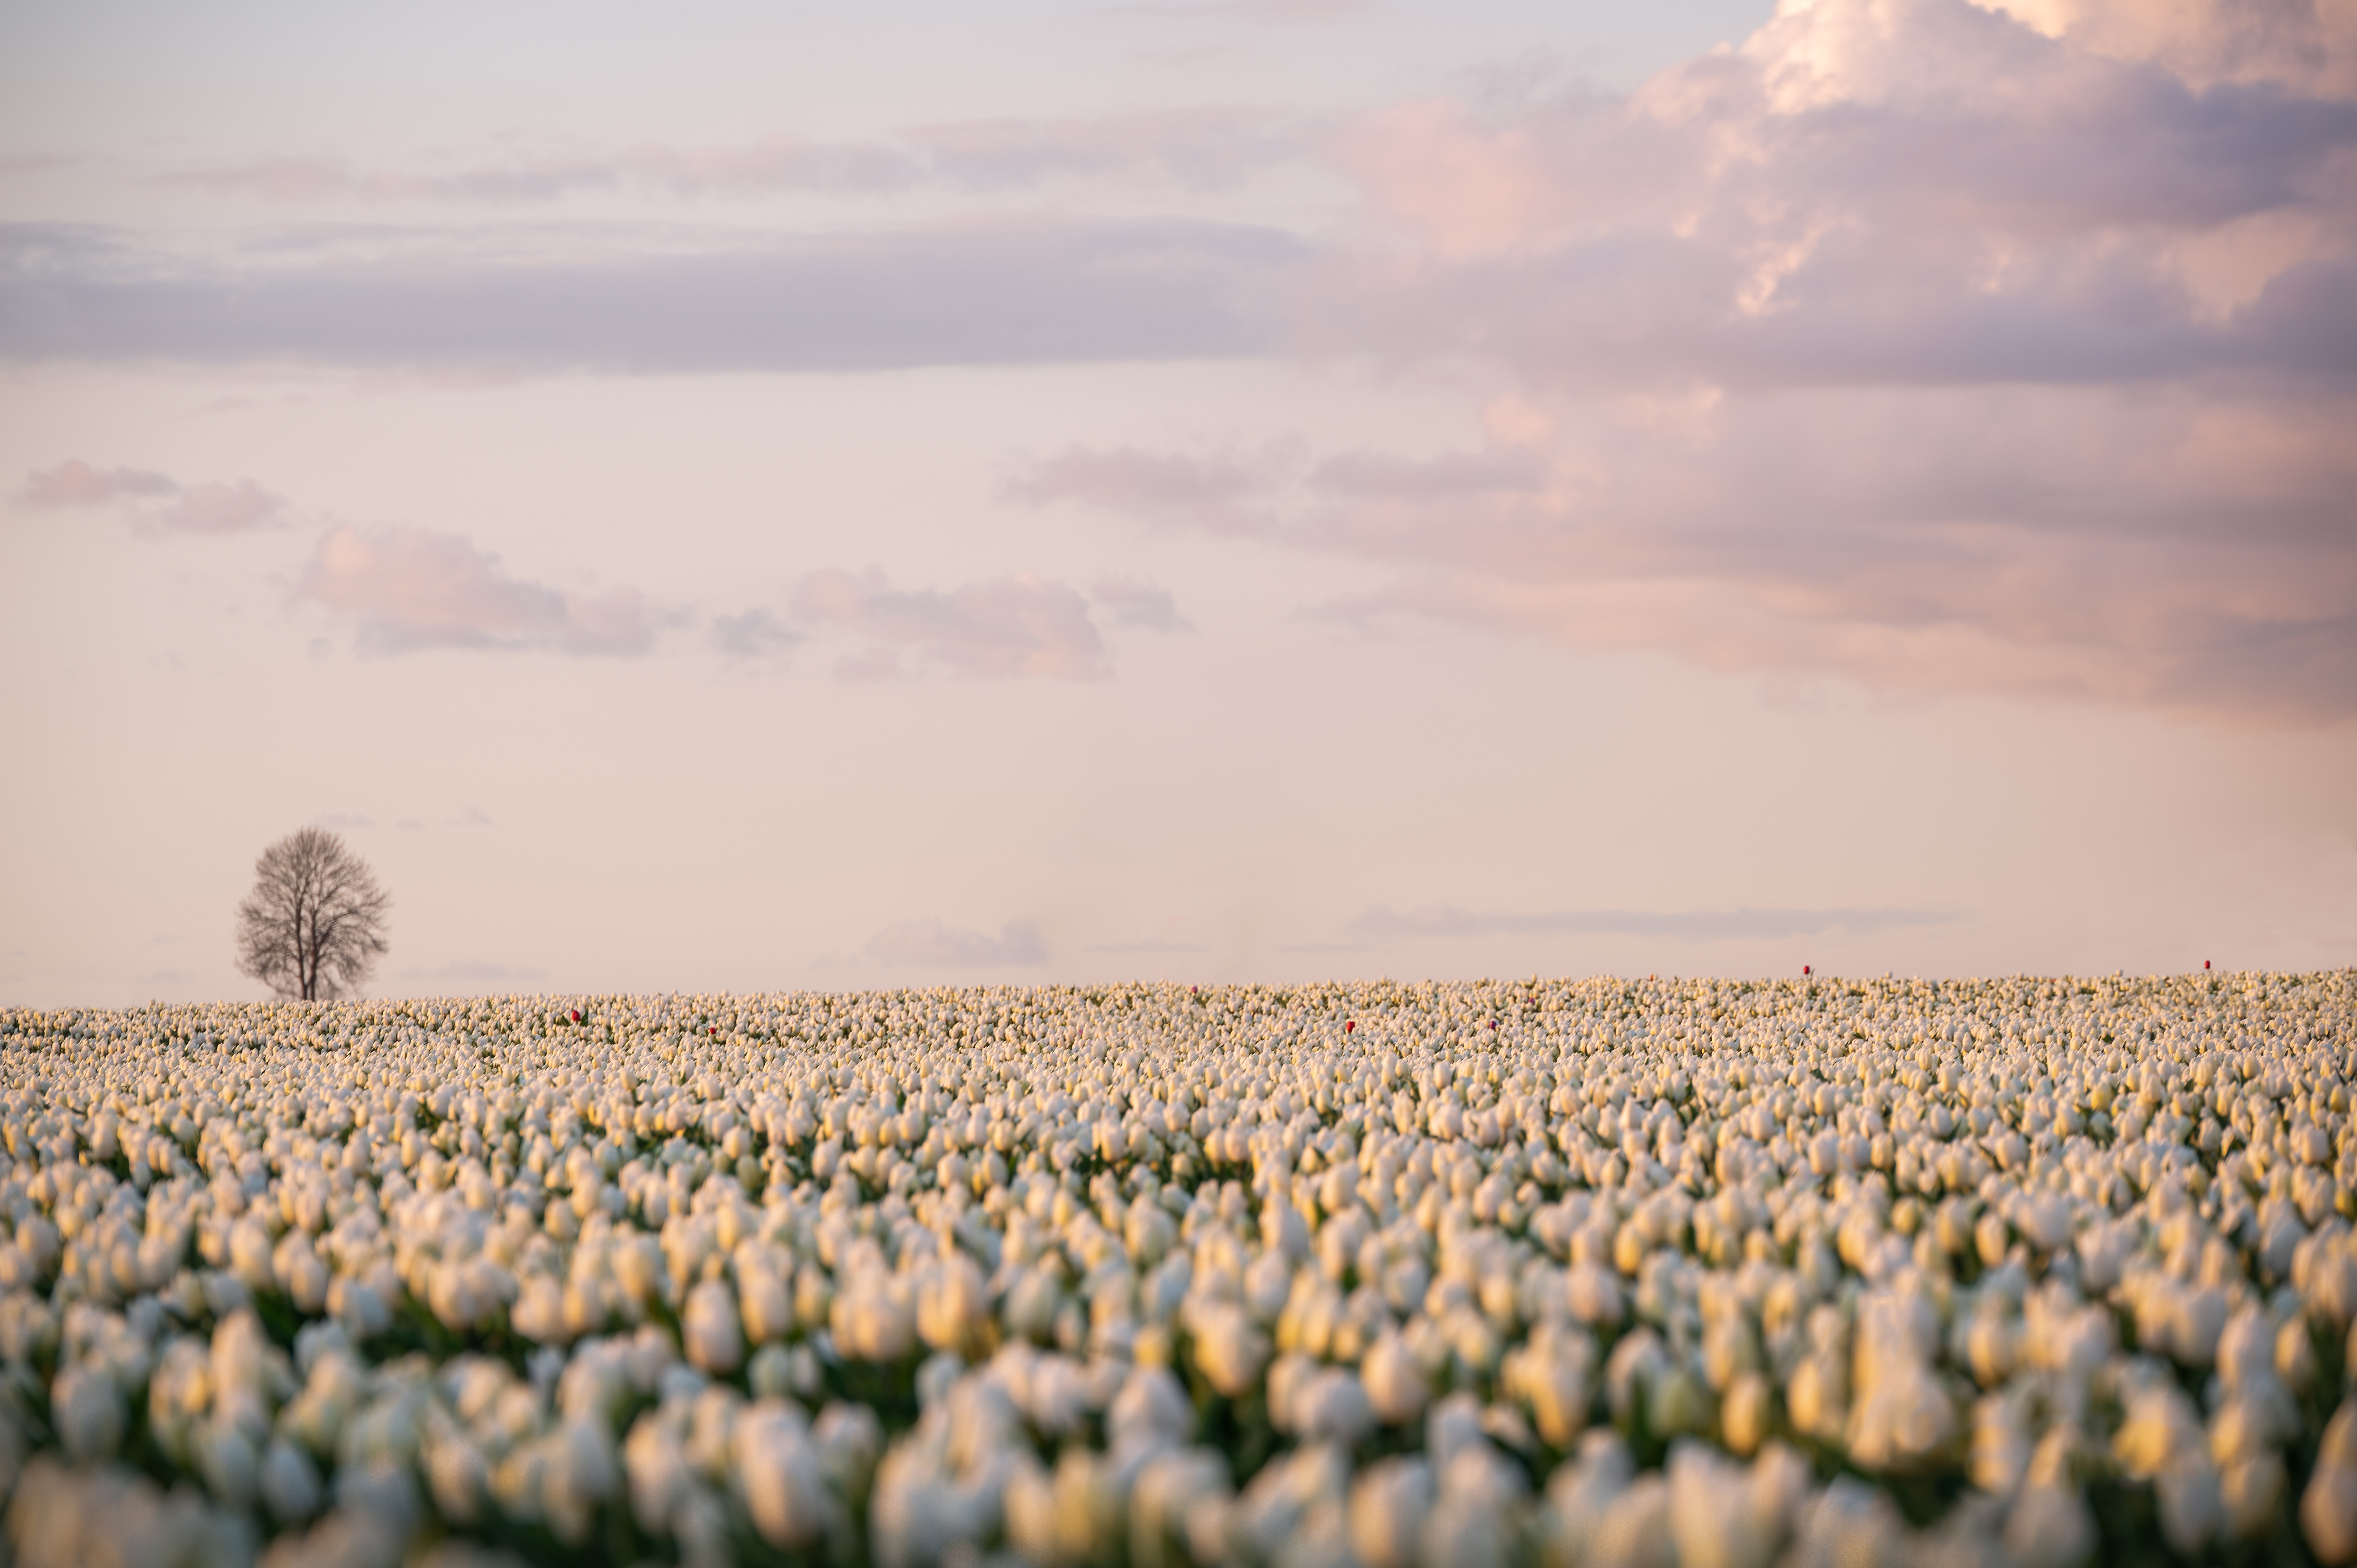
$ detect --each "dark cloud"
[156,108,1324,204]
[0,220,1302,373]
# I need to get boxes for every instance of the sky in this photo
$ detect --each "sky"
[2,0,2353,1006]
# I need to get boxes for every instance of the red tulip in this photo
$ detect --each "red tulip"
[2204,959,2211,970]
[570,1009,581,1023]
[1803,965,1812,976]
[1345,1020,1355,1033]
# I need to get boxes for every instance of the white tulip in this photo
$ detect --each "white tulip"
[736,1400,832,1548]
[49,1363,124,1462]
[1190,1300,1270,1398]
[1349,1457,1433,1568]
[682,1278,744,1374]
[262,1435,326,1522]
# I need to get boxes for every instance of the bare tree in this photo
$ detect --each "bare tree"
[235,828,392,1001]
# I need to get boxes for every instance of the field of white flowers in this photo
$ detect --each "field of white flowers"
[2,971,2354,1568]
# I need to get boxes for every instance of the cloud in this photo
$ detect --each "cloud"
[396,819,424,832]
[1102,0,1375,22]
[1009,0,2357,729]
[1316,62,2357,392]
[1195,0,2353,726]
[1018,377,2357,720]
[864,917,1049,968]
[1004,445,1288,535]
[1083,938,1208,954]
[297,525,667,656]
[17,459,288,535]
[141,480,287,535]
[1092,577,1196,632]
[20,459,176,506]
[0,220,1301,373]
[1969,0,2357,95]
[446,806,492,827]
[791,568,1111,680]
[711,608,801,660]
[156,108,1323,205]
[1346,904,1963,943]
[10,0,2350,730]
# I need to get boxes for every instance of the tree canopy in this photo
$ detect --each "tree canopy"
[235,827,391,1001]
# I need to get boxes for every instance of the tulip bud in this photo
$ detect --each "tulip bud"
[685,1277,746,1373]
[1191,1302,1270,1399]
[737,1401,831,1549]
[1361,1330,1429,1425]
[51,1363,125,1462]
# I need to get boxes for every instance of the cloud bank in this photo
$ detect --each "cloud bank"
[155,108,1323,205]
[9,0,2351,723]
[0,220,1300,373]
[1008,0,2357,722]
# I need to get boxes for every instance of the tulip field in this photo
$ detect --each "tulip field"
[5,971,2357,1567]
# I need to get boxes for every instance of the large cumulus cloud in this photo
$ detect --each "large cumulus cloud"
[1020,0,2357,721]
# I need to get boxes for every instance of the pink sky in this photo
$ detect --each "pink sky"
[2,0,2352,1003]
